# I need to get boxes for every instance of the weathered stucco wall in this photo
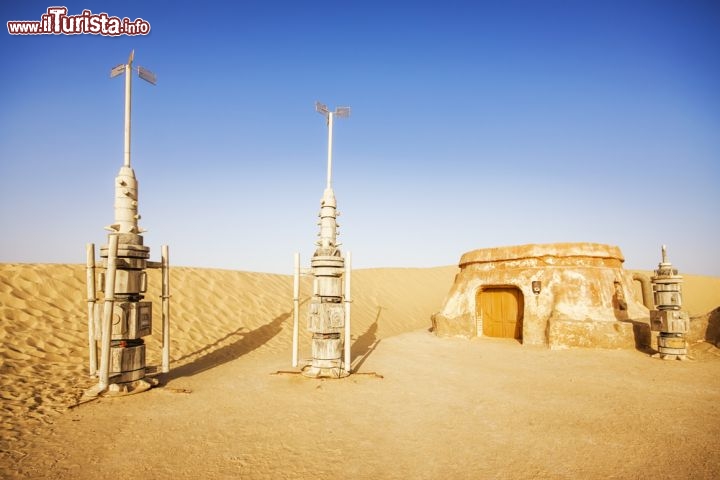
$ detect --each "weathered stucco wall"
[432,243,651,349]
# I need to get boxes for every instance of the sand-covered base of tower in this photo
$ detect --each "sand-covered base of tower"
[1,264,719,479]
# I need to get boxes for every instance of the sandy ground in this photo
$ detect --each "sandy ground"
[1,263,719,479]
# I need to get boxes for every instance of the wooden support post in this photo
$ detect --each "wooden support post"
[344,251,352,374]
[292,252,300,368]
[86,243,97,376]
[161,245,170,374]
[97,234,118,392]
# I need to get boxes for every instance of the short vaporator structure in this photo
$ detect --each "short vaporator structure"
[292,102,352,378]
[85,51,170,396]
[650,245,689,360]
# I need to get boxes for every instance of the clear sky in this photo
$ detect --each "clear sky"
[1,1,718,275]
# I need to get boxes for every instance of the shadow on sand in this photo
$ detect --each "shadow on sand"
[165,310,290,381]
[351,306,382,372]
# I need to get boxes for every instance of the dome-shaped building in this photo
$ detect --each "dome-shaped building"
[432,243,651,349]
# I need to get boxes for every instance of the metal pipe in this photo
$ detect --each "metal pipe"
[344,251,352,374]
[97,234,119,392]
[292,252,300,368]
[632,272,653,309]
[326,112,333,189]
[161,244,170,374]
[124,52,133,168]
[86,243,97,376]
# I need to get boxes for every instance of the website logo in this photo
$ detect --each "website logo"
[7,7,151,36]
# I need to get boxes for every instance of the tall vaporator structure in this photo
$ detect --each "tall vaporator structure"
[650,245,689,360]
[85,51,171,396]
[292,102,352,378]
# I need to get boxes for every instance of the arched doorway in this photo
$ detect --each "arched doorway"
[477,286,524,340]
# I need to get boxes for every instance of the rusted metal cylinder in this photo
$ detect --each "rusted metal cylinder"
[311,333,342,369]
[110,342,145,383]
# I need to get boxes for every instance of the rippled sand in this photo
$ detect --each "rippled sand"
[1,263,718,479]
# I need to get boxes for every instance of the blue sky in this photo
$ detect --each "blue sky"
[1,1,718,275]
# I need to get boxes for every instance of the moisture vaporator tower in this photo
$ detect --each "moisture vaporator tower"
[650,245,689,360]
[85,51,170,397]
[292,102,352,378]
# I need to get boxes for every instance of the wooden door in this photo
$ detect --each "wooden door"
[478,287,523,339]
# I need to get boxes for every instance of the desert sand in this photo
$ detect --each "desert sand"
[1,263,719,479]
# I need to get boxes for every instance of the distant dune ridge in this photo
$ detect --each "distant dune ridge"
[1,262,718,478]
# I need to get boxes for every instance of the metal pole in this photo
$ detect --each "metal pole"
[97,234,119,392]
[124,53,133,168]
[86,243,97,376]
[344,251,352,374]
[292,252,300,368]
[326,112,333,189]
[161,244,170,374]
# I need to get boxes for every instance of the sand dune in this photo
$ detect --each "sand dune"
[1,262,718,478]
[0,263,458,466]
